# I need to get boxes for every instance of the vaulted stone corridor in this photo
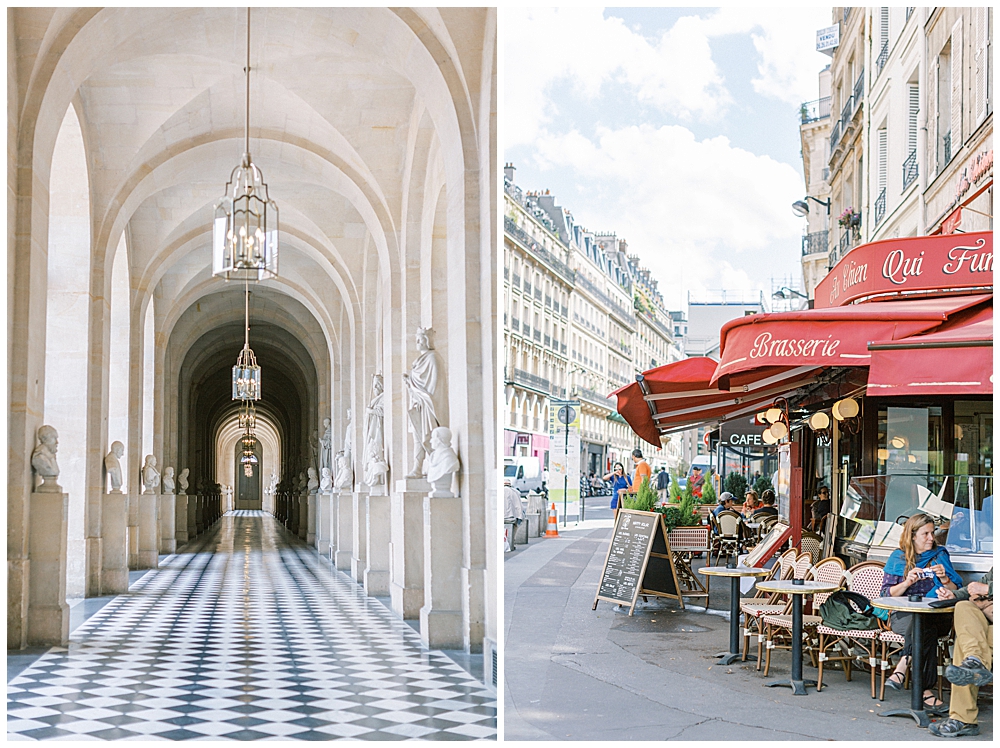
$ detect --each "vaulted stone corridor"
[7,5,498,723]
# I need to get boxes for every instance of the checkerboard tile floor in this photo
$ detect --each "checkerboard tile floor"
[7,511,496,741]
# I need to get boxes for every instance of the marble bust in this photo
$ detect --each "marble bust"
[31,425,61,493]
[178,467,189,494]
[142,455,160,495]
[105,440,125,493]
[319,418,333,474]
[320,467,333,493]
[426,426,459,497]
[334,450,353,490]
[307,467,319,493]
[162,466,175,494]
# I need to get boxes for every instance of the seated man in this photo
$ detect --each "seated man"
[809,486,831,532]
[712,492,736,519]
[751,489,779,519]
[929,568,993,738]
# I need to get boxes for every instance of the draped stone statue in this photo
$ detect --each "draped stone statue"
[267,471,278,497]
[31,425,61,493]
[162,466,175,494]
[363,373,388,488]
[309,430,320,471]
[142,455,160,495]
[426,426,460,496]
[334,450,353,490]
[319,418,333,474]
[178,468,189,494]
[297,471,307,493]
[320,467,333,493]
[105,440,125,493]
[307,467,319,494]
[343,409,354,460]
[403,327,440,477]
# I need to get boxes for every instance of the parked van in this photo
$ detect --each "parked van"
[503,456,544,496]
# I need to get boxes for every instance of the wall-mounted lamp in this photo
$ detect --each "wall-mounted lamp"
[792,195,832,217]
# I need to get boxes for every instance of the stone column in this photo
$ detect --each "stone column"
[187,495,198,540]
[158,493,176,554]
[306,491,317,546]
[334,489,353,571]
[364,485,390,596]
[289,493,300,536]
[195,495,205,535]
[175,493,189,545]
[419,489,464,649]
[317,492,332,557]
[27,490,69,646]
[101,492,129,595]
[85,492,102,598]
[390,477,428,618]
[351,489,369,583]
[137,492,159,569]
[298,491,309,541]
[127,492,139,568]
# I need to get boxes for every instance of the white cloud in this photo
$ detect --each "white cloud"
[529,124,805,307]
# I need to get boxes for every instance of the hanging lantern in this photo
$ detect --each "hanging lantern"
[233,344,261,401]
[770,420,789,439]
[765,407,782,424]
[809,411,830,431]
[762,428,778,445]
[213,8,278,281]
[833,397,859,420]
[238,402,257,430]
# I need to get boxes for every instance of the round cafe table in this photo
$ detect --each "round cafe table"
[871,596,955,728]
[754,579,842,695]
[698,565,772,665]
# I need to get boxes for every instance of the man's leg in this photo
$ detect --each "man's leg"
[948,601,992,725]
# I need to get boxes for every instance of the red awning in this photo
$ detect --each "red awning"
[611,358,822,447]
[714,294,991,385]
[867,302,993,396]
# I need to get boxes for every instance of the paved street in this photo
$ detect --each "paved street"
[504,524,992,741]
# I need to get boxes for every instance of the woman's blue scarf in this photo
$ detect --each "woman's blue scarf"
[884,545,962,593]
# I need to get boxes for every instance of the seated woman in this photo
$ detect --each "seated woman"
[602,463,631,517]
[741,489,759,516]
[882,513,963,712]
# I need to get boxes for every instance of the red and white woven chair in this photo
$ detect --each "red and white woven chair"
[762,555,844,677]
[740,548,798,664]
[815,561,885,698]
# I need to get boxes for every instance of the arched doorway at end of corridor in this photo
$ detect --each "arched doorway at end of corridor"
[234,439,262,510]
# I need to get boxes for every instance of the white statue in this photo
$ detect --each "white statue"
[363,373,388,487]
[297,471,307,493]
[403,327,440,477]
[142,455,160,495]
[320,467,333,493]
[309,430,320,471]
[162,466,175,494]
[267,472,278,496]
[307,467,319,493]
[224,485,233,506]
[178,468,189,494]
[31,425,61,493]
[343,408,354,460]
[426,426,459,496]
[105,440,125,493]
[319,417,333,474]
[334,450,353,490]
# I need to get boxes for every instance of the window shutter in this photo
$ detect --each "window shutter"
[908,84,920,154]
[880,7,890,48]
[878,129,887,191]
[974,7,987,124]
[951,22,963,147]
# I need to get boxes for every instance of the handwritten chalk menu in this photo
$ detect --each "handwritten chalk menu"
[593,509,684,615]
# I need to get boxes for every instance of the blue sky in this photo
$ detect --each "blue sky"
[505,7,833,309]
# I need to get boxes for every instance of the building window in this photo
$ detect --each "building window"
[875,127,887,225]
[937,44,953,171]
[903,83,919,189]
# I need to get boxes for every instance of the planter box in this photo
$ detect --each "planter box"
[668,526,710,552]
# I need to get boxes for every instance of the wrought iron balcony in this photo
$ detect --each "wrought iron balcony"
[513,368,550,393]
[523,280,532,296]
[839,95,853,132]
[942,131,952,167]
[830,119,842,150]
[853,68,864,107]
[801,231,829,256]
[874,187,887,226]
[902,149,918,189]
[511,272,520,288]
[511,317,519,331]
[503,216,576,285]
[534,287,542,302]
[800,96,832,124]
[875,40,889,77]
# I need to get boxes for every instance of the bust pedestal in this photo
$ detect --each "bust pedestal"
[127,493,139,569]
[289,492,300,535]
[419,490,463,649]
[334,489,353,570]
[364,484,390,595]
[194,495,205,535]
[137,492,159,569]
[27,490,69,646]
[175,493,188,545]
[158,494,176,554]
[187,495,198,540]
[390,477,428,619]
[351,490,369,583]
[299,490,311,542]
[316,492,332,557]
[101,492,128,594]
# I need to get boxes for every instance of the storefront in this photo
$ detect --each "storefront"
[613,232,992,576]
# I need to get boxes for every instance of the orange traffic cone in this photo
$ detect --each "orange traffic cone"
[545,503,559,537]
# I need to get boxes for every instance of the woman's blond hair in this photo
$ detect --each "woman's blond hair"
[899,513,935,574]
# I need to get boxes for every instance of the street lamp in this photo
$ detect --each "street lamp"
[791,195,831,217]
[772,287,808,300]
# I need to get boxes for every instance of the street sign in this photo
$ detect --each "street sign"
[557,405,576,425]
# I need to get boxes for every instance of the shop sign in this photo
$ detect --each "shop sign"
[941,207,962,235]
[514,433,531,446]
[816,25,839,53]
[815,231,992,308]
[953,150,993,206]
[720,416,768,449]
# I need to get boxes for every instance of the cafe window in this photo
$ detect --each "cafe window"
[876,405,943,524]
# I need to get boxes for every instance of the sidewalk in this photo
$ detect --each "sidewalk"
[504,526,992,741]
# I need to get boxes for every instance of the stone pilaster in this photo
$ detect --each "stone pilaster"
[334,490,353,571]
[289,493,300,536]
[27,491,70,646]
[419,490,463,649]
[364,485,390,595]
[390,477,428,619]
[351,490,368,583]
[187,495,198,540]
[175,494,188,545]
[86,491,102,597]
[136,493,159,569]
[158,494,176,554]
[127,492,139,568]
[100,492,129,595]
[316,492,332,557]
[195,495,205,535]
[298,491,309,541]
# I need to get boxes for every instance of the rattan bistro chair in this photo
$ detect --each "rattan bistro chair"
[800,531,823,562]
[740,547,798,663]
[713,510,744,565]
[815,561,885,698]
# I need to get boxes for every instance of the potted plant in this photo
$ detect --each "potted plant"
[622,476,658,513]
[837,207,861,229]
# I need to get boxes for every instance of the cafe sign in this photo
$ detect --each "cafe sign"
[815,231,992,308]
[720,416,769,450]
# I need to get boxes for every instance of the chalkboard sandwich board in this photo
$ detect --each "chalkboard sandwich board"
[593,509,685,615]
